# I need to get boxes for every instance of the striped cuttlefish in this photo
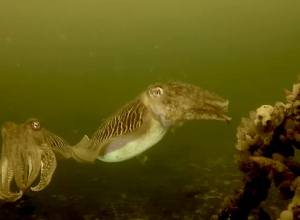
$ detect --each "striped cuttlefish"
[0,119,71,202]
[71,81,231,163]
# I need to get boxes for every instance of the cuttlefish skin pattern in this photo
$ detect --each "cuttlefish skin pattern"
[72,81,231,163]
[0,118,71,202]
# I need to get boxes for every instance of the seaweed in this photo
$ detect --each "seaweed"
[217,82,300,219]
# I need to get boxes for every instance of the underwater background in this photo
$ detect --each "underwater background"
[0,0,300,219]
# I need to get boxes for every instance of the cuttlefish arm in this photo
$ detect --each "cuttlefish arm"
[0,149,22,202]
[31,146,57,191]
[28,129,71,191]
[30,125,70,191]
[71,81,231,163]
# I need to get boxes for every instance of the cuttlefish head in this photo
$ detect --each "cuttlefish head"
[1,119,44,192]
[141,81,231,129]
[0,118,60,202]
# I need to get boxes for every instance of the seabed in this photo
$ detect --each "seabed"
[0,154,288,220]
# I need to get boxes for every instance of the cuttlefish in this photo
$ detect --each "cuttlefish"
[71,81,231,163]
[0,118,71,202]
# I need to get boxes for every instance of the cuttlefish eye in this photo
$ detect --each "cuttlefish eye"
[31,121,41,130]
[149,86,163,98]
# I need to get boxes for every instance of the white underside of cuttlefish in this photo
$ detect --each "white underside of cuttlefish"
[0,119,71,202]
[71,81,231,163]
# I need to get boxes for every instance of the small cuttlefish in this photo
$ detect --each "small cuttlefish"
[0,118,71,202]
[71,81,231,163]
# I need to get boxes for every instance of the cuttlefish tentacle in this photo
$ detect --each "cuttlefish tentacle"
[0,152,22,202]
[26,149,42,189]
[1,122,26,191]
[31,146,57,191]
[71,81,231,163]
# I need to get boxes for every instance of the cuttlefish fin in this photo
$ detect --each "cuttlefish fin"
[31,148,57,191]
[71,135,95,163]
[0,157,23,202]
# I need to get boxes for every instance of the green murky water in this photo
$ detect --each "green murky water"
[0,1,300,219]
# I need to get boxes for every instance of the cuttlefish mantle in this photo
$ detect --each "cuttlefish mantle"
[0,118,71,202]
[71,81,231,163]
